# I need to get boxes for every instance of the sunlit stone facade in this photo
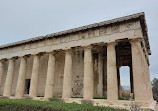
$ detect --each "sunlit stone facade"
[0,12,156,110]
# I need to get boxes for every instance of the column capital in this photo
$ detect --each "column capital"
[63,48,72,51]
[31,53,41,58]
[129,38,143,44]
[107,42,117,47]
[83,45,93,50]
[31,51,46,56]
[63,48,72,54]
[0,58,7,63]
[18,55,29,60]
[7,57,17,61]
[46,51,57,55]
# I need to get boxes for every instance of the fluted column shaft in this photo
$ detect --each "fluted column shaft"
[83,46,93,99]
[44,52,56,98]
[0,61,4,86]
[62,49,72,98]
[29,55,40,97]
[107,43,118,101]
[15,57,27,98]
[97,53,103,97]
[3,58,15,97]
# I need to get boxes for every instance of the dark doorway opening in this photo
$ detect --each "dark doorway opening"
[116,41,134,100]
[25,79,30,94]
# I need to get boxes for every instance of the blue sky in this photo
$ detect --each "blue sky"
[0,0,157,86]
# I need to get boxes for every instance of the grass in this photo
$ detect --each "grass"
[119,97,130,100]
[94,97,107,99]
[0,98,128,111]
[71,97,107,99]
[53,96,130,100]
[71,97,130,100]
[71,97,83,98]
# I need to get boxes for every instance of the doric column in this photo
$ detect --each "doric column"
[3,58,15,97]
[107,42,118,101]
[131,39,153,102]
[44,52,56,98]
[97,52,103,97]
[29,54,40,97]
[103,55,107,97]
[83,45,93,99]
[15,56,27,98]
[0,60,4,86]
[62,49,72,98]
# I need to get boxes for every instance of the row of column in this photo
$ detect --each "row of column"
[0,40,153,102]
[0,45,101,99]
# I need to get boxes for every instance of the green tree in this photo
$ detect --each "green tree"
[152,78,158,101]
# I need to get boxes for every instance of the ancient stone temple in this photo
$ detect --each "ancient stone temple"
[0,12,156,109]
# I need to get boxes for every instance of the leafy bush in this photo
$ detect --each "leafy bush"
[152,78,158,101]
[0,98,128,111]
